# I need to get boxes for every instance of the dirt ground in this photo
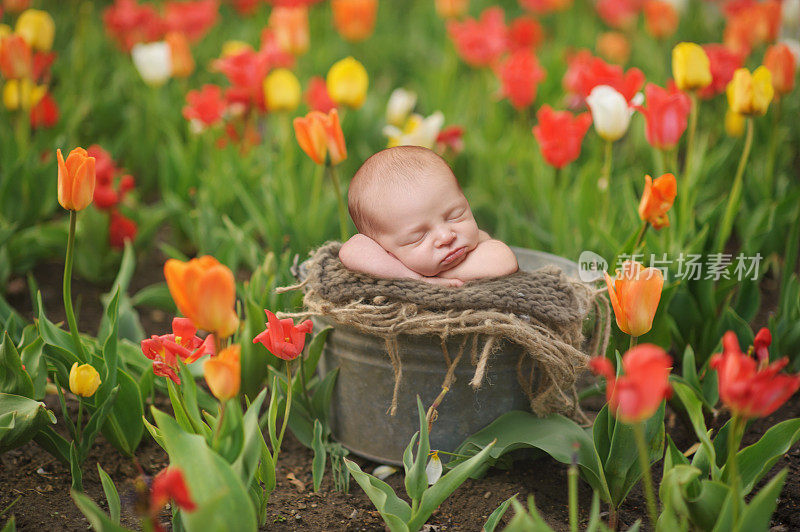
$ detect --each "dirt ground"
[2,254,798,531]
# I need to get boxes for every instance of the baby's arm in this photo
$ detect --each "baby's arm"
[439,232,518,282]
[339,234,463,287]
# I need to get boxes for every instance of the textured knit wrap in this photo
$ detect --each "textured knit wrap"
[278,241,610,420]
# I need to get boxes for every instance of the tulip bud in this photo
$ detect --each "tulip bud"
[725,108,745,137]
[293,109,347,165]
[69,362,101,397]
[638,173,677,229]
[131,41,172,87]
[604,261,664,337]
[166,32,194,78]
[331,0,378,43]
[763,43,796,95]
[204,344,241,401]
[726,66,773,116]
[386,88,417,127]
[15,9,55,51]
[57,147,96,211]
[326,56,369,109]
[269,6,309,56]
[596,32,630,65]
[3,78,45,110]
[264,68,301,111]
[672,42,712,91]
[586,85,633,142]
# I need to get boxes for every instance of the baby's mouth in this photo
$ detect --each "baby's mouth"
[441,246,467,265]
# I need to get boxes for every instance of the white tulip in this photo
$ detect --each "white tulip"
[586,85,634,142]
[382,111,445,149]
[425,451,443,485]
[131,42,172,87]
[782,0,799,29]
[386,88,417,127]
[662,0,688,13]
[372,465,398,480]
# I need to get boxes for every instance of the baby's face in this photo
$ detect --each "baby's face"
[371,170,480,277]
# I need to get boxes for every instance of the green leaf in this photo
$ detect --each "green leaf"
[737,469,787,532]
[101,369,144,456]
[80,385,120,461]
[32,425,70,464]
[344,459,411,531]
[20,336,46,400]
[657,464,702,529]
[454,411,610,502]
[303,327,331,383]
[502,495,554,532]
[686,480,731,531]
[404,397,430,502]
[232,389,268,486]
[97,290,120,405]
[130,282,176,311]
[311,419,326,492]
[36,292,83,365]
[1,516,15,532]
[310,367,338,423]
[722,418,800,495]
[0,332,33,397]
[670,380,715,475]
[152,408,257,531]
[97,464,121,524]
[482,494,516,532]
[411,439,497,530]
[71,490,130,532]
[0,393,56,453]
[70,441,83,492]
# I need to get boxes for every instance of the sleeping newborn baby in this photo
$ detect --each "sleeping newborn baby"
[339,146,518,288]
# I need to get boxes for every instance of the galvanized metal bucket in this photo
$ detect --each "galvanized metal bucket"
[314,247,586,465]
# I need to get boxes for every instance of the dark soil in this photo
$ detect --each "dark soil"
[2,258,798,531]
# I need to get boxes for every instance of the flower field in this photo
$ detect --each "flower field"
[1,0,799,530]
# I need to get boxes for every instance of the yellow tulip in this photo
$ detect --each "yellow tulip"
[221,40,252,58]
[3,78,45,111]
[69,362,101,398]
[15,9,55,51]
[725,108,745,137]
[326,56,368,109]
[726,66,773,116]
[671,42,711,91]
[263,68,301,111]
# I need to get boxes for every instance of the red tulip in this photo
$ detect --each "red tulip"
[183,84,227,130]
[230,0,260,15]
[566,51,645,103]
[253,310,313,360]
[30,91,59,129]
[151,467,197,512]
[212,48,271,111]
[710,331,800,419]
[141,317,215,384]
[496,49,545,110]
[590,344,672,423]
[102,0,165,52]
[638,173,677,229]
[32,51,55,84]
[87,145,118,187]
[753,327,771,363]
[636,82,691,150]
[305,76,337,113]
[109,210,138,249]
[435,125,465,157]
[0,34,32,79]
[532,105,592,169]
[596,0,641,30]
[698,44,744,99]
[164,0,219,43]
[764,43,796,95]
[447,6,508,68]
[507,16,543,52]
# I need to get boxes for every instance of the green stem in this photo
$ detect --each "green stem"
[75,401,83,446]
[633,422,659,527]
[212,400,227,451]
[727,415,744,525]
[654,148,666,177]
[714,118,754,254]
[629,335,638,350]
[327,164,349,242]
[167,378,203,434]
[684,92,699,177]
[632,222,648,253]
[600,140,614,221]
[273,360,294,466]
[764,98,781,196]
[63,210,87,361]
[309,163,325,222]
[568,456,578,532]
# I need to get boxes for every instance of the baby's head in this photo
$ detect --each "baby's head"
[348,146,480,277]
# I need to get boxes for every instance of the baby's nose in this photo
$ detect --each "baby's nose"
[434,227,456,246]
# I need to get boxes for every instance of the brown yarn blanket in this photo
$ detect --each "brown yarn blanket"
[278,241,610,420]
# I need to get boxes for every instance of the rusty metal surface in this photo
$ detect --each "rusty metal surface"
[313,247,585,465]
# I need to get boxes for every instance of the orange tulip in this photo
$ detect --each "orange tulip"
[166,32,194,78]
[604,261,663,337]
[763,43,796,95]
[435,0,469,19]
[331,0,378,42]
[57,147,96,211]
[638,173,677,229]
[596,32,630,65]
[164,256,239,338]
[293,108,347,166]
[644,0,678,39]
[269,6,309,56]
[204,344,241,401]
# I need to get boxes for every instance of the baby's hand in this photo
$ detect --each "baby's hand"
[420,276,464,288]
